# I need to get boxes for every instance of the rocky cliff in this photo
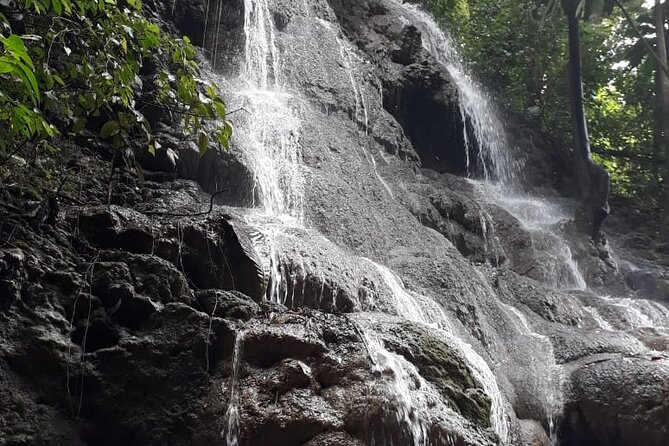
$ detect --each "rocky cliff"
[1,0,668,445]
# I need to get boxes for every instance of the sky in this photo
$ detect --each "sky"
[644,0,665,7]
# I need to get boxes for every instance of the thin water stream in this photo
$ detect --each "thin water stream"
[222,330,245,446]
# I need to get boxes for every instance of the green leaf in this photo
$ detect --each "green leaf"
[100,120,120,139]
[134,159,144,185]
[52,0,63,15]
[197,131,209,156]
[2,35,34,70]
[0,60,12,73]
[72,117,87,133]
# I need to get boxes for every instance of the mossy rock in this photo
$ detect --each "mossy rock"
[382,322,492,427]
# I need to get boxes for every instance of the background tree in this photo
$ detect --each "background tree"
[655,0,669,237]
[423,0,669,238]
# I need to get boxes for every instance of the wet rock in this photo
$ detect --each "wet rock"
[518,419,550,446]
[377,321,492,427]
[75,204,265,301]
[0,363,85,446]
[303,431,365,446]
[194,289,260,321]
[562,354,669,446]
[173,133,258,208]
[623,267,669,303]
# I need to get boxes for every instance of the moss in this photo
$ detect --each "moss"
[382,322,492,427]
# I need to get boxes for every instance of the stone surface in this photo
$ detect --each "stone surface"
[1,0,668,445]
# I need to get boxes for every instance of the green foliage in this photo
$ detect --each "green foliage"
[409,0,470,35]
[424,0,661,200]
[0,0,231,161]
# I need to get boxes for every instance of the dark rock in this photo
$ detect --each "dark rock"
[562,354,669,446]
[194,289,260,321]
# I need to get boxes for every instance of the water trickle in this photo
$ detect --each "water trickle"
[222,330,245,446]
[582,306,614,331]
[476,181,588,290]
[334,33,394,198]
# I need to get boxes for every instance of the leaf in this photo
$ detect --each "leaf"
[197,131,209,156]
[0,60,12,73]
[52,0,63,15]
[100,120,120,139]
[1,56,40,104]
[72,117,87,132]
[2,35,35,70]
[134,159,144,185]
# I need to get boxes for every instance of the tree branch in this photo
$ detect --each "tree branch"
[614,0,669,79]
[141,189,229,217]
[591,146,665,164]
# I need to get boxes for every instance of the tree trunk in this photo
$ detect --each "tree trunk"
[563,0,610,239]
[656,0,669,238]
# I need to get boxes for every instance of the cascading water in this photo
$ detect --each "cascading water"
[204,0,668,444]
[224,0,305,222]
[368,260,511,444]
[501,304,563,444]
[391,3,669,443]
[364,333,431,446]
[393,2,522,184]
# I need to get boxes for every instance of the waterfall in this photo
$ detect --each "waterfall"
[394,2,521,185]
[224,0,305,222]
[203,0,669,444]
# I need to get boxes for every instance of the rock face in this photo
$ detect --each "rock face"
[562,354,669,446]
[1,0,669,445]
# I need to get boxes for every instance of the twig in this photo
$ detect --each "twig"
[57,193,85,206]
[107,152,118,207]
[227,107,247,116]
[205,291,220,375]
[66,251,100,418]
[136,99,216,119]
[519,265,536,276]
[141,189,229,217]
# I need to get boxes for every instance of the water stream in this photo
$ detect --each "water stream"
[222,330,245,446]
[206,0,668,444]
